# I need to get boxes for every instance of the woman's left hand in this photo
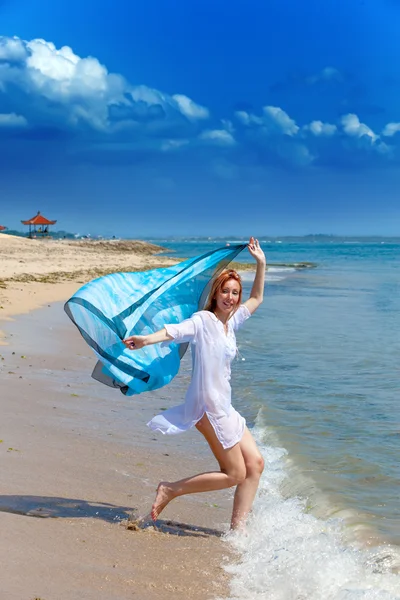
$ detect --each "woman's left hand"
[247,237,266,264]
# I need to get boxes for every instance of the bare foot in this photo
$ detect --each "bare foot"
[230,513,248,532]
[230,522,248,535]
[151,482,176,521]
[126,511,152,530]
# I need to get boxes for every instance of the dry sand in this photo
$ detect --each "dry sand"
[0,235,236,600]
[0,235,176,281]
[0,235,179,327]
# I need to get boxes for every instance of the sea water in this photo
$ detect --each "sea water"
[149,238,400,599]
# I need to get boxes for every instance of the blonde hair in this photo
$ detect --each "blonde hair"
[204,269,243,314]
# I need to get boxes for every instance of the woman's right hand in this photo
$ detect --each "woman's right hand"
[247,236,266,264]
[123,335,147,350]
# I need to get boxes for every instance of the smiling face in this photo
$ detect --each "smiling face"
[204,269,243,319]
[214,278,241,318]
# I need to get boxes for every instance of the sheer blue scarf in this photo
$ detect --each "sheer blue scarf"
[64,244,246,396]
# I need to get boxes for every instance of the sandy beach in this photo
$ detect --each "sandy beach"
[0,235,180,326]
[0,235,235,600]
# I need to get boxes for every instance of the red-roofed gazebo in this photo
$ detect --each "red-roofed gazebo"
[21,211,57,238]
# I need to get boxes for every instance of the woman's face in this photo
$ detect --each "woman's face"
[214,278,241,315]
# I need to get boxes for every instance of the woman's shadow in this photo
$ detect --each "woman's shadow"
[0,494,131,522]
[0,495,222,538]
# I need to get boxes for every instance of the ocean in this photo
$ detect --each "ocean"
[148,238,400,599]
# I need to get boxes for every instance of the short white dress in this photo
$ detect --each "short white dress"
[147,304,251,449]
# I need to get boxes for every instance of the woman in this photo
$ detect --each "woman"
[123,237,266,529]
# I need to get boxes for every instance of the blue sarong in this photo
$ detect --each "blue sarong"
[64,244,246,396]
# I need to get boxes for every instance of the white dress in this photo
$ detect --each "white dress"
[147,304,251,449]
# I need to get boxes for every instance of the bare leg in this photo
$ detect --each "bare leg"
[152,466,243,520]
[151,417,246,520]
[230,427,264,529]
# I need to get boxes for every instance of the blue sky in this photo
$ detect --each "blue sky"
[1,0,400,236]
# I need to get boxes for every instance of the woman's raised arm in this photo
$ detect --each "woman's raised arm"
[243,237,266,315]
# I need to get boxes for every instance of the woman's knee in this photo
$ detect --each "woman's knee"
[227,468,247,485]
[224,465,247,486]
[246,453,265,478]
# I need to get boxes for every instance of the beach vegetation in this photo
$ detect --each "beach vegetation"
[2,260,316,289]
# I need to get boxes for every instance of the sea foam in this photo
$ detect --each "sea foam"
[220,425,400,600]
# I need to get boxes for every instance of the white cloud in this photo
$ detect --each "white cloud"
[235,105,299,136]
[130,85,166,106]
[382,122,400,137]
[26,39,82,83]
[341,114,378,142]
[1,35,399,171]
[263,106,299,136]
[235,105,317,166]
[0,113,27,127]
[172,94,209,120]
[235,110,261,126]
[0,35,210,138]
[305,120,337,136]
[0,36,27,62]
[199,129,236,145]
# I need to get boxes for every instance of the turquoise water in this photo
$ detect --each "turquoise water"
[149,238,400,597]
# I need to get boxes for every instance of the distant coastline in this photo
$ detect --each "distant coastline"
[142,234,400,243]
[1,230,400,244]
